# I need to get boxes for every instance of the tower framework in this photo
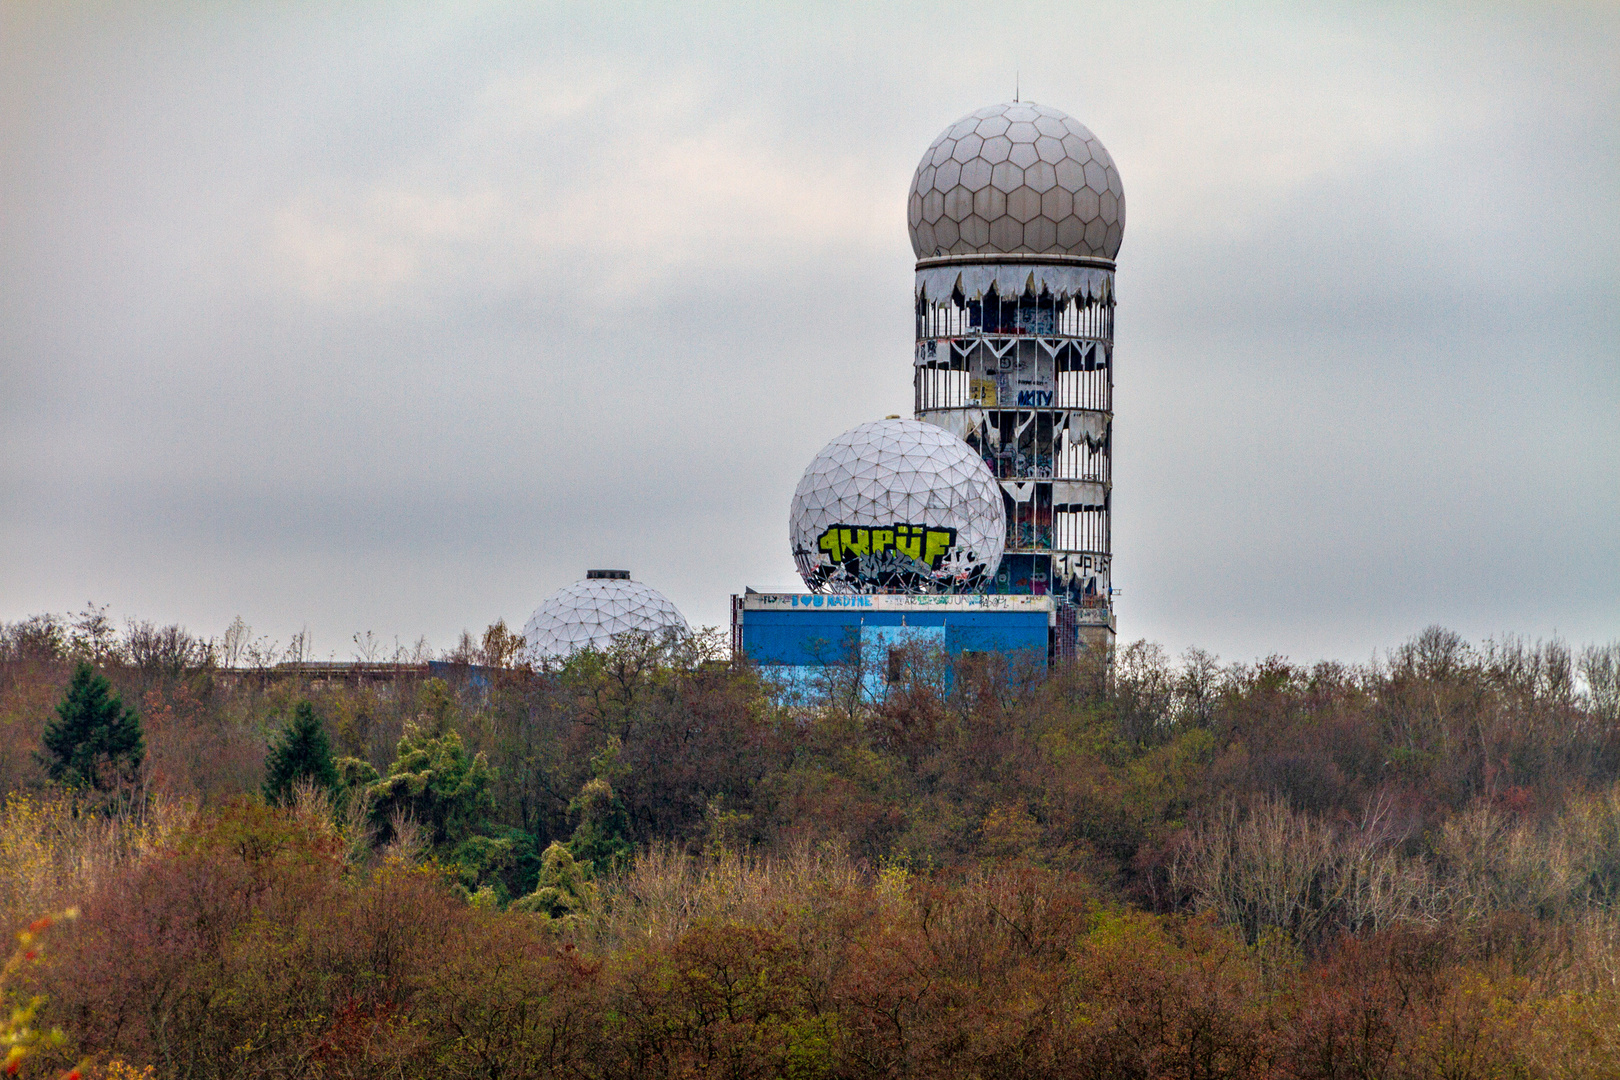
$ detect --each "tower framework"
[905,101,1124,654]
[913,260,1115,650]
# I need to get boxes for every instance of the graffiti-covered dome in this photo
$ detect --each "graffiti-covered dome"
[521,571,689,660]
[790,419,1005,594]
[908,101,1124,261]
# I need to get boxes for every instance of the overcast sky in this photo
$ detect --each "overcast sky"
[2,1,1616,667]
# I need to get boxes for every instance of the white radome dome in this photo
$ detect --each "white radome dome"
[522,572,689,660]
[908,101,1124,261]
[791,418,1006,593]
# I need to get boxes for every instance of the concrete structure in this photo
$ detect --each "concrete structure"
[908,101,1123,652]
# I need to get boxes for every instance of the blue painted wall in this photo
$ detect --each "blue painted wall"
[740,608,1049,667]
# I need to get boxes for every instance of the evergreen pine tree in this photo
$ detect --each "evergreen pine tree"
[39,661,145,793]
[262,700,340,805]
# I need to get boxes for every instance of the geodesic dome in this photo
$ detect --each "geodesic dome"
[790,418,1005,593]
[522,572,689,660]
[908,101,1124,261]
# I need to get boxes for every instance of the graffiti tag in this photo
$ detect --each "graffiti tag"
[816,522,958,570]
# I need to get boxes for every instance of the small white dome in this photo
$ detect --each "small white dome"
[790,418,1005,593]
[522,572,689,659]
[908,101,1124,261]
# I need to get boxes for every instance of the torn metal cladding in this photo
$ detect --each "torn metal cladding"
[913,258,1115,308]
[912,267,1116,611]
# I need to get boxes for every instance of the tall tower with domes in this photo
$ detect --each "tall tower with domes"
[908,100,1123,653]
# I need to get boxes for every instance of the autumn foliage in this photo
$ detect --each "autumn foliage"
[2,612,1620,1076]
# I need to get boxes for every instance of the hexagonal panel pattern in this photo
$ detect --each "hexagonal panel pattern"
[790,418,1005,594]
[522,576,689,659]
[908,102,1125,260]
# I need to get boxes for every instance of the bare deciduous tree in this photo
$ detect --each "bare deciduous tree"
[353,630,383,664]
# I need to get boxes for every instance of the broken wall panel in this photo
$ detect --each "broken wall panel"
[915,269,1115,615]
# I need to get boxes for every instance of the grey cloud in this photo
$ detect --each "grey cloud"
[2,1,1615,664]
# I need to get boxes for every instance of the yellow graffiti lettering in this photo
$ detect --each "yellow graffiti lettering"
[816,522,960,570]
[893,524,924,561]
[922,527,957,568]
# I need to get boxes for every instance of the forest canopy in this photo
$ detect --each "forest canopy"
[2,609,1620,1079]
